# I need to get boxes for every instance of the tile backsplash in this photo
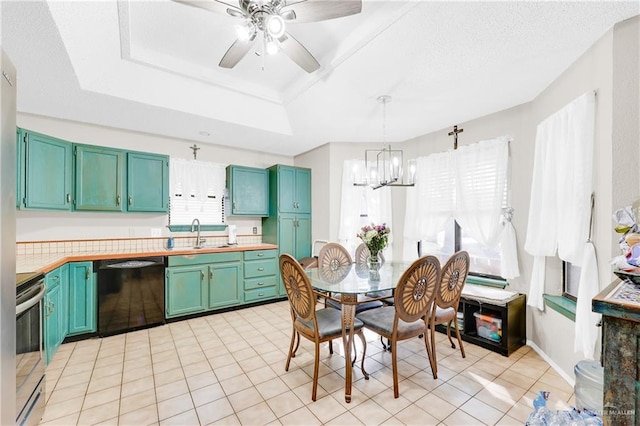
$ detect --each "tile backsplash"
[16,235,263,256]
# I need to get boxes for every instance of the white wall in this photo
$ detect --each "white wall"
[296,16,639,379]
[16,114,292,241]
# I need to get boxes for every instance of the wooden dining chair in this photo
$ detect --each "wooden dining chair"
[317,242,383,356]
[428,250,470,379]
[279,253,369,401]
[356,255,441,398]
[321,243,384,313]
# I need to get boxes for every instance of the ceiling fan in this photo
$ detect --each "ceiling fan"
[173,0,362,73]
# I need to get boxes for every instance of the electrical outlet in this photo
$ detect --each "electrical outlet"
[151,228,162,237]
[252,227,258,235]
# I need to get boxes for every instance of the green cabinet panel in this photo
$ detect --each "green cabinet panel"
[244,249,277,261]
[166,265,208,318]
[18,130,73,210]
[244,258,277,279]
[226,165,269,216]
[68,262,96,336]
[127,152,169,212]
[75,145,125,211]
[262,165,312,296]
[44,266,68,365]
[294,168,311,214]
[208,263,242,309]
[244,286,277,303]
[276,165,311,214]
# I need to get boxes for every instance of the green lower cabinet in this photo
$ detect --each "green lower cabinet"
[166,265,208,318]
[243,249,278,303]
[208,263,242,309]
[68,262,96,336]
[44,265,69,366]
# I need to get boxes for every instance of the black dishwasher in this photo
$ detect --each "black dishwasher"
[96,257,166,337]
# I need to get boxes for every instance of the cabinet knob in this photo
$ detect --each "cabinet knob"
[116,195,121,206]
[209,270,213,280]
[128,196,133,206]
[257,282,264,286]
[66,193,71,203]
[258,293,264,297]
[257,253,264,257]
[201,271,205,281]
[257,267,264,271]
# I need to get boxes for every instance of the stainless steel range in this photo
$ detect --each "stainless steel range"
[16,272,46,426]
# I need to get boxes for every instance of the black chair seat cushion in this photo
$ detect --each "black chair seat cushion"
[326,297,384,313]
[357,306,426,340]
[296,308,364,338]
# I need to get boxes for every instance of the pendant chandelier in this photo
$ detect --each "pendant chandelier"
[353,95,416,190]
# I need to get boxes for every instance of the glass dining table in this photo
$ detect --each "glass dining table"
[305,261,412,403]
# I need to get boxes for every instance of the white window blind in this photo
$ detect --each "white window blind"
[169,158,226,225]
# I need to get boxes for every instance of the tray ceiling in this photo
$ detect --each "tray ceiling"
[2,1,638,156]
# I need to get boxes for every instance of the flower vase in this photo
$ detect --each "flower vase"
[367,252,381,280]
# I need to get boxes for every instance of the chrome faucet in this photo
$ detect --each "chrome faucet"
[191,218,204,248]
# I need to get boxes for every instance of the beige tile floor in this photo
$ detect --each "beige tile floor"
[39,301,575,425]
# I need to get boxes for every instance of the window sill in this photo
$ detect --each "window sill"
[543,294,576,321]
[168,224,228,232]
[466,275,508,289]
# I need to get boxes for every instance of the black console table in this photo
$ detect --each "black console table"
[437,285,526,357]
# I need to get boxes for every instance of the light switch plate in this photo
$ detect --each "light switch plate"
[151,228,162,237]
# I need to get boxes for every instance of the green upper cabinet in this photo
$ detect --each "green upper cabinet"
[226,165,268,216]
[127,152,169,212]
[67,262,96,336]
[16,128,170,214]
[276,165,311,214]
[18,130,73,210]
[74,145,125,212]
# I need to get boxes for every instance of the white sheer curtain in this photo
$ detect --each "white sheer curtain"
[454,137,509,247]
[339,160,393,258]
[403,136,518,276]
[403,151,455,259]
[523,91,598,358]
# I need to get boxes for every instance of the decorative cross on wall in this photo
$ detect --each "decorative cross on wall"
[448,125,464,150]
[190,144,200,160]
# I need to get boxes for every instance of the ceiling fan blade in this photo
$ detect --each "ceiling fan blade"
[172,0,243,17]
[219,38,254,68]
[277,32,320,73]
[281,0,361,23]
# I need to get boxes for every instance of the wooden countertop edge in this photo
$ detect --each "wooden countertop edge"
[31,244,279,274]
[592,279,640,322]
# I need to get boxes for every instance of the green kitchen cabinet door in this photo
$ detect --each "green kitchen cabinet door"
[68,262,96,336]
[294,214,312,259]
[19,130,73,210]
[166,266,208,318]
[226,165,268,216]
[127,152,169,212]
[277,166,297,213]
[276,166,311,214]
[294,168,311,214]
[44,281,61,365]
[44,266,68,365]
[75,145,125,211]
[208,262,242,309]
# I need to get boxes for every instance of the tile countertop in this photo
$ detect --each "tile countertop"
[17,243,279,274]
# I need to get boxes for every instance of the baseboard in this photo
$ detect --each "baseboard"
[527,339,575,387]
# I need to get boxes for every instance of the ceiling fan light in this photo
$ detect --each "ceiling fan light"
[265,14,285,38]
[265,37,279,55]
[235,21,256,42]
